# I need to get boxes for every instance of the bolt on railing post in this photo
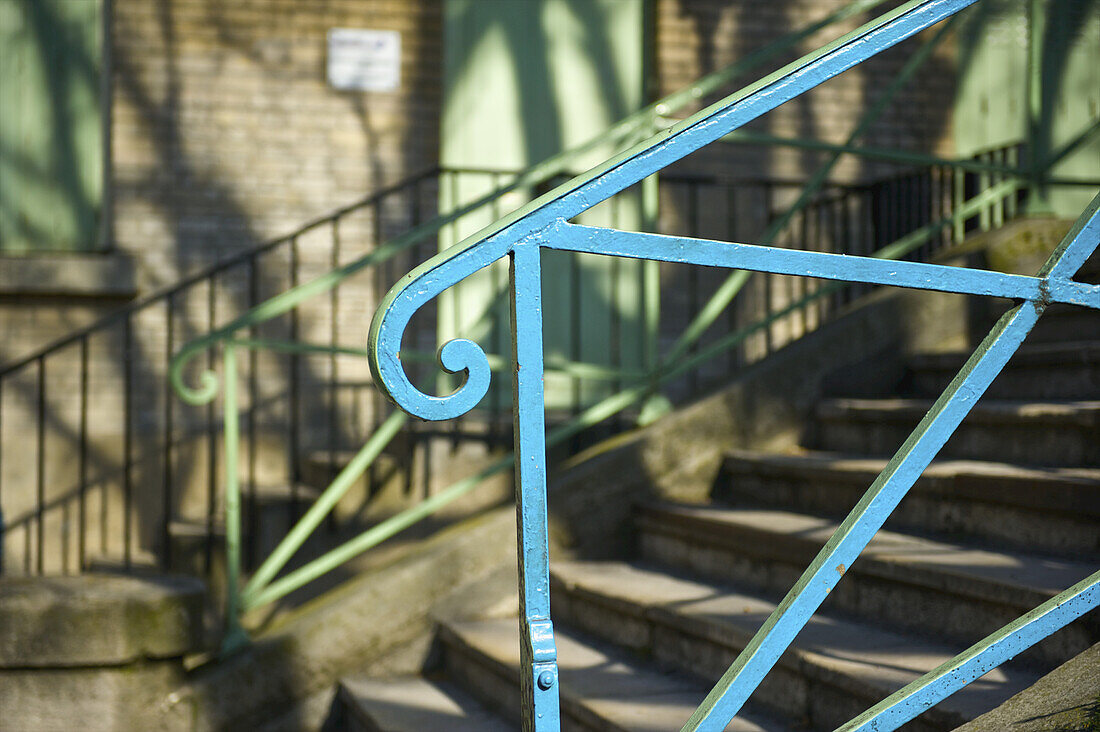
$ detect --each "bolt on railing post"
[221,344,248,653]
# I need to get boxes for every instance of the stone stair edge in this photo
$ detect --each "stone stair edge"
[549,559,1038,729]
[718,449,1100,517]
[634,501,1092,610]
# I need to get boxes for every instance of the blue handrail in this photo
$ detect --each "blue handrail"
[368,0,1100,729]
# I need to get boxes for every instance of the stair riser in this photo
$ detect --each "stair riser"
[909,365,1100,401]
[327,694,374,732]
[1019,309,1100,345]
[550,583,958,732]
[438,633,593,732]
[636,525,1095,671]
[715,469,1100,558]
[811,418,1099,467]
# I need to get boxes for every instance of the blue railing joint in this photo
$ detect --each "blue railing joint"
[527,618,558,664]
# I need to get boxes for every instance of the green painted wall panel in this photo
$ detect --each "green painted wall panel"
[0,0,102,253]
[440,0,647,410]
[955,0,1099,218]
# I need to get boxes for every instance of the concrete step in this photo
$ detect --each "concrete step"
[333,676,511,732]
[550,560,1040,732]
[299,450,406,524]
[810,398,1100,467]
[634,503,1100,671]
[438,617,787,731]
[1006,303,1100,345]
[715,449,1100,557]
[169,484,326,574]
[84,547,161,574]
[905,341,1100,400]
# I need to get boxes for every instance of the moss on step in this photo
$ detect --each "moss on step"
[955,643,1100,732]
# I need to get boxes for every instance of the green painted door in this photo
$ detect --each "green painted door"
[955,0,1099,218]
[0,0,103,253]
[439,0,647,412]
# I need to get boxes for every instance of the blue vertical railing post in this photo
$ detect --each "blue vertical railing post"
[509,242,561,730]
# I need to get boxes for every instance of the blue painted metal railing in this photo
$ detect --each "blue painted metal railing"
[367,0,1100,729]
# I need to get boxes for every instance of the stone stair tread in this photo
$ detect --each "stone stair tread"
[721,448,1100,516]
[84,547,161,573]
[817,398,1100,426]
[444,617,785,732]
[304,449,398,464]
[639,502,1095,598]
[337,675,511,731]
[552,560,1039,722]
[908,340,1100,370]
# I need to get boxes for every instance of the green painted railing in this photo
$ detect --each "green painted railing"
[167,0,1099,658]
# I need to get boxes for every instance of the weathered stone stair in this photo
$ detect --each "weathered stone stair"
[331,328,1100,730]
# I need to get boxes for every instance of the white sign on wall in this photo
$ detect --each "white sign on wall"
[327,29,401,92]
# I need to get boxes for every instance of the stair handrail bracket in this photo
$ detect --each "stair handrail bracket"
[368,1,1100,730]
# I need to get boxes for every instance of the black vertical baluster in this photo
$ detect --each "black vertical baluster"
[762,183,774,356]
[450,172,463,450]
[687,182,700,396]
[894,177,903,248]
[0,380,4,573]
[726,185,739,372]
[569,247,582,453]
[489,173,504,446]
[610,194,623,430]
[408,178,423,406]
[0,379,4,575]
[288,238,301,524]
[881,177,892,248]
[123,318,133,570]
[945,165,953,249]
[329,218,342,531]
[36,357,45,574]
[838,194,851,311]
[819,199,832,325]
[405,179,423,493]
[372,197,388,452]
[905,174,915,245]
[1014,147,1023,215]
[798,204,810,335]
[930,167,941,254]
[205,277,217,574]
[247,257,259,565]
[79,337,90,572]
[162,297,174,570]
[924,170,932,250]
[916,172,925,250]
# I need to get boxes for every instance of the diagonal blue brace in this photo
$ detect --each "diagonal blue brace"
[681,191,1100,732]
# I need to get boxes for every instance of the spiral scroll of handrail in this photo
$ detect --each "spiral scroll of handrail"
[170,341,222,406]
[368,228,522,421]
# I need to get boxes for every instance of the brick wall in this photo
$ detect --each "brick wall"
[110,0,442,289]
[654,0,958,182]
[1,0,445,575]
